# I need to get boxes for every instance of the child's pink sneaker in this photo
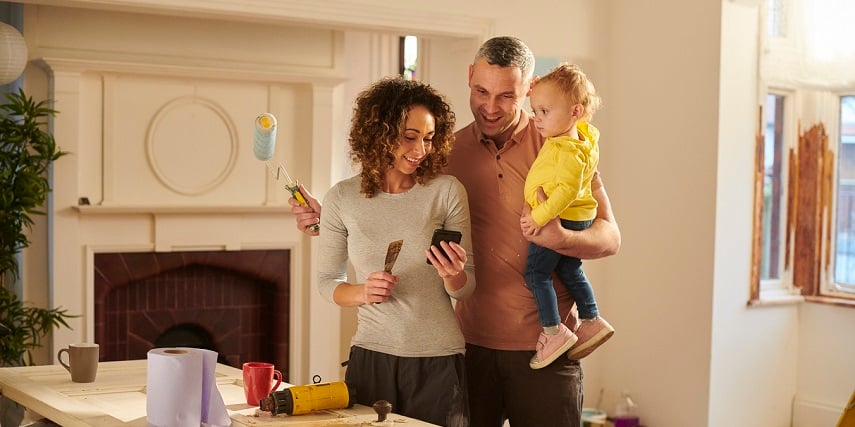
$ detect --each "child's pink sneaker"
[567,316,614,360]
[530,323,578,369]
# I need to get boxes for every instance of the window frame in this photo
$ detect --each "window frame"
[817,92,855,302]
[752,0,855,308]
[752,87,855,307]
[751,87,802,304]
[761,91,792,291]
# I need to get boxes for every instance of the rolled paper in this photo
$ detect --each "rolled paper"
[145,347,230,427]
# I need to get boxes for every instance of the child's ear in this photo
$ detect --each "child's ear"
[527,76,541,95]
[572,104,585,119]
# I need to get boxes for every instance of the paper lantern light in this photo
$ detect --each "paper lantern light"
[0,22,28,85]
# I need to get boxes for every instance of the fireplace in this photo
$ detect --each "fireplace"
[94,250,290,373]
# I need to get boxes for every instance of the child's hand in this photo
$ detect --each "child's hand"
[520,211,541,236]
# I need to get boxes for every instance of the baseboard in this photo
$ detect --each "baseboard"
[792,397,843,427]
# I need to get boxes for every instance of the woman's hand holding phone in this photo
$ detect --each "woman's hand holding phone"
[426,229,465,279]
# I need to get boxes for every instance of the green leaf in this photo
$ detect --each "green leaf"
[1,89,74,366]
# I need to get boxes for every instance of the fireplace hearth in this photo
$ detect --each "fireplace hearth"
[94,250,290,373]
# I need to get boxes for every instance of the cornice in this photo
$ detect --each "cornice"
[17,0,493,40]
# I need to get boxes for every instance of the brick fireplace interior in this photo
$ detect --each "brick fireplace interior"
[94,249,290,375]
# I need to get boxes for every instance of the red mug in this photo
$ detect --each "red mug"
[242,362,283,406]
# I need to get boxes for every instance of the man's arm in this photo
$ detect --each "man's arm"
[524,171,620,259]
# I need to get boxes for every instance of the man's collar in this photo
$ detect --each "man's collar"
[477,110,531,148]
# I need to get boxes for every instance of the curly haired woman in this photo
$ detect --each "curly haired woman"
[316,76,474,427]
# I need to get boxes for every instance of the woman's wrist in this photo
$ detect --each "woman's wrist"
[441,270,463,279]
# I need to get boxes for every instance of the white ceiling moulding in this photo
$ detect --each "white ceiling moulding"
[16,0,494,40]
[31,57,350,85]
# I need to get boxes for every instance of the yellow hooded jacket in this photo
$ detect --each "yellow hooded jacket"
[524,121,600,226]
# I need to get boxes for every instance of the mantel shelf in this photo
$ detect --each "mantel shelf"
[73,205,292,215]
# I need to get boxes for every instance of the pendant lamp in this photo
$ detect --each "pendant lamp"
[0,22,28,85]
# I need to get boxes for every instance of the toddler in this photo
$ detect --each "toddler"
[521,63,615,369]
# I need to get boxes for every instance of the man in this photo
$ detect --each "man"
[290,36,620,427]
[448,36,618,427]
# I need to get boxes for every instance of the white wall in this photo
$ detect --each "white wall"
[591,1,720,424]
[795,304,855,426]
[712,4,802,427]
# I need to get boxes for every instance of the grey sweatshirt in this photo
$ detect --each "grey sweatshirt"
[318,174,475,357]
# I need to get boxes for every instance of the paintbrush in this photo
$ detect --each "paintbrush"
[384,240,404,273]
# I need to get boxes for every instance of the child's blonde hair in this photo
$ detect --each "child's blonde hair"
[535,63,602,122]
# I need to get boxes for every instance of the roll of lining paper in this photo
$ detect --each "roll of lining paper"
[146,347,230,427]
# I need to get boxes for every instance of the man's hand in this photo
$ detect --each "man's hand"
[523,172,620,260]
[288,183,321,236]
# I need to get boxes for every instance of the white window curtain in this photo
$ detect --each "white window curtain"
[796,0,855,87]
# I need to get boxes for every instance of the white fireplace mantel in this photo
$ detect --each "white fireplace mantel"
[24,4,353,384]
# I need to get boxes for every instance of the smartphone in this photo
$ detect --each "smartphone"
[427,228,463,265]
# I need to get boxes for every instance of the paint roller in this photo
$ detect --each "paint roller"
[253,113,320,233]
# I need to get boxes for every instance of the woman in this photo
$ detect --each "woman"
[317,76,474,426]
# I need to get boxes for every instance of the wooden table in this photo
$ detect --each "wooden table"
[0,360,436,426]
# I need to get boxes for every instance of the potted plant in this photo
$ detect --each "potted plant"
[0,88,74,367]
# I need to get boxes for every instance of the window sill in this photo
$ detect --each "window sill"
[748,290,804,307]
[803,295,855,308]
[748,292,855,308]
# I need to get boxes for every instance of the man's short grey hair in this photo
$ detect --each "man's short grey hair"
[474,36,535,81]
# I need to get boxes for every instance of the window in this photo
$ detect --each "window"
[767,0,787,38]
[832,96,855,291]
[399,35,418,80]
[761,94,785,283]
[754,0,855,306]
[751,91,797,302]
[753,94,855,304]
